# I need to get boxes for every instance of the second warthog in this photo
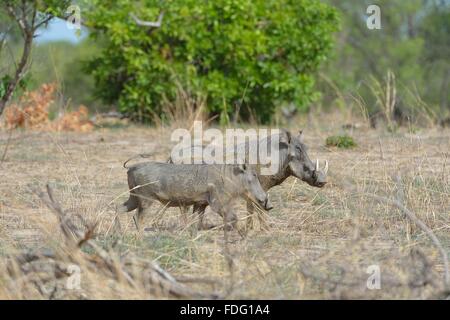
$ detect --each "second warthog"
[118,162,273,232]
[169,129,328,229]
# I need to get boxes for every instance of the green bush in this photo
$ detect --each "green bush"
[83,0,339,123]
[326,135,357,149]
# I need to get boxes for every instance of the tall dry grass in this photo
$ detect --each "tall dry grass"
[0,112,449,299]
[152,80,209,130]
[0,76,449,299]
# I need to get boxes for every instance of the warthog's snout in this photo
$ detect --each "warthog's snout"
[263,198,274,211]
[312,159,328,188]
[253,193,273,211]
[313,170,327,187]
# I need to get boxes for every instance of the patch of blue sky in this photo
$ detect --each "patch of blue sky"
[35,18,88,44]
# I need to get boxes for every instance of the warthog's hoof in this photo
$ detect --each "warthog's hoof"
[198,223,216,230]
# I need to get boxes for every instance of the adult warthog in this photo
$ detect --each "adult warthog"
[169,129,328,230]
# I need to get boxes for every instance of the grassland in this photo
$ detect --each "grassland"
[0,115,449,299]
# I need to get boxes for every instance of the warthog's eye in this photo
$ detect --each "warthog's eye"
[297,144,307,152]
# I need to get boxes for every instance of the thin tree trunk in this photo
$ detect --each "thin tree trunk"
[0,32,33,115]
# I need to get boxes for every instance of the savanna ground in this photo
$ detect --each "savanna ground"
[0,113,449,299]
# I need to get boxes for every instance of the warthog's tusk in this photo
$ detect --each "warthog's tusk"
[315,159,319,171]
[324,160,329,174]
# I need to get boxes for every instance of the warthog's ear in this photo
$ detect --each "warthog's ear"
[298,130,304,142]
[233,163,247,175]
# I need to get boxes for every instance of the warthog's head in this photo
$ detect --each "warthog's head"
[235,163,273,210]
[283,130,328,188]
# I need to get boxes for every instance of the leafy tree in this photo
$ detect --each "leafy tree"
[418,2,450,113]
[0,0,71,115]
[82,0,339,123]
[320,0,449,121]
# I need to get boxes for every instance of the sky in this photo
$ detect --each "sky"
[35,18,88,44]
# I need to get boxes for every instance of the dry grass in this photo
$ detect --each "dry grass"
[0,113,449,299]
[2,83,94,132]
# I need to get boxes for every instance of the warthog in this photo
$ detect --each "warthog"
[169,129,328,229]
[118,162,273,232]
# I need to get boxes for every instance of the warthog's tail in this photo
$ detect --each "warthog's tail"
[118,165,142,213]
[123,153,154,169]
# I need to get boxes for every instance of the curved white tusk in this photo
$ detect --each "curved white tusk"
[315,159,319,171]
[324,160,329,174]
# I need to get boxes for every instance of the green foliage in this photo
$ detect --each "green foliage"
[30,40,102,110]
[320,0,450,120]
[418,4,450,114]
[82,0,338,123]
[0,75,11,100]
[0,0,71,109]
[0,72,30,100]
[326,135,357,149]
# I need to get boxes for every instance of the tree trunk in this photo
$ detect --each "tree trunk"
[0,32,33,116]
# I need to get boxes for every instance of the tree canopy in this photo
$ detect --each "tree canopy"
[82,0,339,123]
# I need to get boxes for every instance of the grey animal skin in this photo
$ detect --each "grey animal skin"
[118,162,273,232]
[169,129,328,229]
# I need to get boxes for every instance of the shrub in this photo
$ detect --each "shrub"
[3,83,56,130]
[83,0,339,123]
[2,83,94,132]
[326,135,357,149]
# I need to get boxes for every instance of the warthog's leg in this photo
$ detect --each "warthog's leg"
[179,205,190,226]
[224,210,238,231]
[207,184,243,237]
[193,203,211,230]
[224,209,245,238]
[133,199,153,231]
[209,199,243,237]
